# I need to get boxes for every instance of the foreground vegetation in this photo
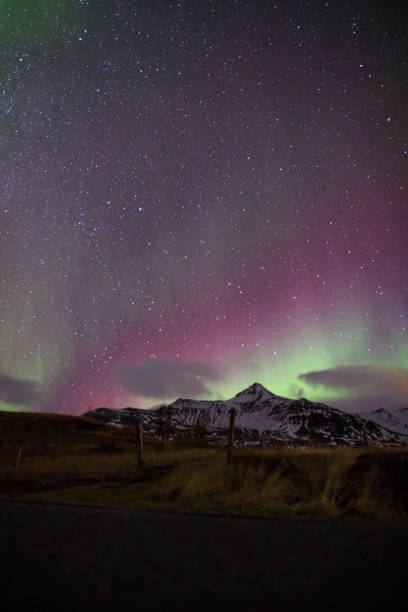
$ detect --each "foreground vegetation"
[1,411,407,524]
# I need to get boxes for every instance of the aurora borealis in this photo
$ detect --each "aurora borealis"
[1,1,407,414]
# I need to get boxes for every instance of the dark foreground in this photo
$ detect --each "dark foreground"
[1,502,407,612]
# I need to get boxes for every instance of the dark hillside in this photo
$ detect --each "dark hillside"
[0,410,136,456]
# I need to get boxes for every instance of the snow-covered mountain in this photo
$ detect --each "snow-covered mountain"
[358,407,408,436]
[86,383,407,447]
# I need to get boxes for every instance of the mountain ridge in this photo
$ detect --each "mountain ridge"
[358,406,408,436]
[86,383,408,447]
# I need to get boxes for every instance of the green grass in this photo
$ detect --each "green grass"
[1,410,408,524]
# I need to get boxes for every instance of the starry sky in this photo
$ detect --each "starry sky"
[1,0,407,415]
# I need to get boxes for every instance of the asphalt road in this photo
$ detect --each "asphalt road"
[1,502,407,611]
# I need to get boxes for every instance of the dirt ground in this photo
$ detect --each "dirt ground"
[1,501,407,611]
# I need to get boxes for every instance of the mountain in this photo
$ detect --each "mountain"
[358,407,408,436]
[86,383,408,447]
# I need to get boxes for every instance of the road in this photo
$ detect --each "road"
[1,501,407,611]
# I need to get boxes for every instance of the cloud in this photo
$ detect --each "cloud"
[115,359,223,399]
[287,384,304,399]
[0,372,43,407]
[298,365,408,409]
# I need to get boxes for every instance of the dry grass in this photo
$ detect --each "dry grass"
[1,410,407,524]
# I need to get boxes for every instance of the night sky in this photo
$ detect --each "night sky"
[1,0,407,414]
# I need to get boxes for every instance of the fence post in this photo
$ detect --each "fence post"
[14,445,23,477]
[162,419,169,452]
[227,408,236,463]
[136,415,144,470]
[158,405,169,451]
[363,424,368,447]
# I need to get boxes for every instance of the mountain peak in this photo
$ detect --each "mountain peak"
[232,382,275,401]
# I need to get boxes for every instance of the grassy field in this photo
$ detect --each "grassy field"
[1,410,408,524]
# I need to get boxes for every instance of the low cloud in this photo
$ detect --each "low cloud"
[287,384,304,399]
[115,359,223,399]
[298,365,408,410]
[0,372,43,407]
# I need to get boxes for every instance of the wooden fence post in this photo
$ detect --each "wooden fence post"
[136,415,144,470]
[227,408,236,463]
[363,424,368,447]
[158,405,169,451]
[14,445,23,477]
[162,419,169,452]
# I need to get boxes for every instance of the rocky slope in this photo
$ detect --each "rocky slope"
[358,407,408,436]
